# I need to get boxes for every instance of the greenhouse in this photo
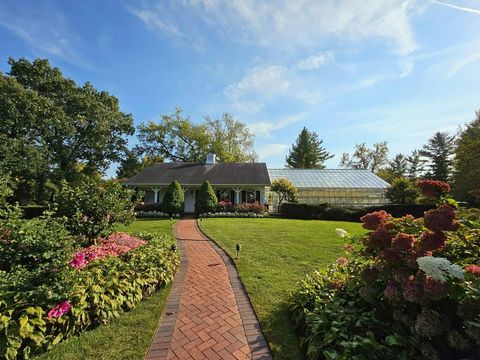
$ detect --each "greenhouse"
[267,169,390,209]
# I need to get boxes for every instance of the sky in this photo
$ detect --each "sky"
[1,0,480,177]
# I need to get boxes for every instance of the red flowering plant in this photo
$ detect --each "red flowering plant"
[290,181,480,360]
[417,179,451,200]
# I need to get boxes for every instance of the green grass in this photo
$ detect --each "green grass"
[37,219,175,360]
[199,218,364,360]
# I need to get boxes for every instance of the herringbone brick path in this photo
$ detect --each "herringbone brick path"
[146,219,271,360]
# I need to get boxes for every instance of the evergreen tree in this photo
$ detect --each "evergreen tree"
[453,111,480,205]
[161,180,184,215]
[420,132,455,182]
[406,150,425,179]
[286,127,333,169]
[195,180,217,214]
[388,154,408,178]
[116,150,142,179]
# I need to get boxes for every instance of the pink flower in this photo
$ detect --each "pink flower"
[364,226,392,249]
[360,210,391,230]
[70,252,87,269]
[416,180,450,200]
[465,265,480,277]
[344,244,354,252]
[48,301,72,318]
[421,231,447,251]
[336,257,348,266]
[391,233,416,251]
[424,205,459,233]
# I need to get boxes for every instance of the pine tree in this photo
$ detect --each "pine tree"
[420,132,455,182]
[406,150,425,179]
[453,111,480,205]
[195,180,218,214]
[388,154,408,178]
[161,180,184,215]
[286,127,333,169]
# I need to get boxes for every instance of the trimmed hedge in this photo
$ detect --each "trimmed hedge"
[280,203,435,221]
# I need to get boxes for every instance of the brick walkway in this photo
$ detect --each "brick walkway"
[145,219,272,360]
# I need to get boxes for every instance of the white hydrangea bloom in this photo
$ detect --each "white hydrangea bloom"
[335,228,348,238]
[417,256,464,283]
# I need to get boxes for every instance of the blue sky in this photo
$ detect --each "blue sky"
[1,0,480,177]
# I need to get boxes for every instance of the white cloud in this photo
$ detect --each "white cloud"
[132,0,420,56]
[129,8,186,38]
[248,113,306,138]
[447,50,480,77]
[257,143,289,161]
[431,1,480,16]
[295,53,332,71]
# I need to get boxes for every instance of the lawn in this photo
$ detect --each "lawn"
[199,218,364,360]
[37,219,176,360]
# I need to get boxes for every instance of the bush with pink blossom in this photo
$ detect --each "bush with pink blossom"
[291,181,480,360]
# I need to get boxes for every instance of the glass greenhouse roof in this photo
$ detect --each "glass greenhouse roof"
[268,169,390,189]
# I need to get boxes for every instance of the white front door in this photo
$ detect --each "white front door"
[184,190,195,213]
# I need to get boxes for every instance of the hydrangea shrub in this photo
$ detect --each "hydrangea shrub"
[291,180,480,360]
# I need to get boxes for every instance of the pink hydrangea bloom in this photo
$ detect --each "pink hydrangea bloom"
[336,257,349,266]
[48,301,72,318]
[70,252,87,269]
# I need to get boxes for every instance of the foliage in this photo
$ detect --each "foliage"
[270,178,298,207]
[453,111,480,205]
[161,180,184,215]
[215,201,267,214]
[204,113,257,162]
[116,150,163,179]
[406,150,426,179]
[388,154,409,178]
[55,178,137,244]
[0,58,134,204]
[420,131,455,182]
[195,181,218,214]
[386,178,419,204]
[199,211,269,218]
[290,183,480,360]
[285,127,333,169]
[135,211,180,219]
[0,232,179,359]
[136,108,257,163]
[340,142,389,173]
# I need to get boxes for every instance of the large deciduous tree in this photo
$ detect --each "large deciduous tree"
[420,131,455,182]
[340,142,389,173]
[453,112,480,205]
[285,127,333,169]
[0,57,134,203]
[136,109,257,164]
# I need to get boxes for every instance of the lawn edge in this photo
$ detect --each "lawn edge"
[195,219,273,360]
[144,222,188,359]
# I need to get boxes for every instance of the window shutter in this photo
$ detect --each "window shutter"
[256,191,261,202]
[241,191,246,203]
[230,190,235,204]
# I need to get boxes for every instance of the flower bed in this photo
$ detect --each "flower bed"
[290,182,480,360]
[135,211,181,219]
[0,231,179,359]
[199,211,269,218]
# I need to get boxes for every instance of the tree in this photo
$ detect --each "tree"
[389,154,408,178]
[453,112,480,204]
[55,178,137,244]
[340,142,389,173]
[270,178,297,207]
[136,109,257,163]
[385,177,419,204]
[286,127,333,168]
[205,113,257,162]
[116,150,163,179]
[161,180,184,215]
[406,150,425,179]
[0,58,134,203]
[195,180,218,214]
[420,132,455,182]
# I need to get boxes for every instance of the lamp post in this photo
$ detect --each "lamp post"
[235,243,241,259]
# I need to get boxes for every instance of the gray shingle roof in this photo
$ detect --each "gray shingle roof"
[268,169,389,189]
[125,162,271,186]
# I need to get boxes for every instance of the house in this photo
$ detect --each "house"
[124,154,270,213]
[125,154,390,213]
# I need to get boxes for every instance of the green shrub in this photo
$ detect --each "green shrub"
[161,180,184,215]
[55,178,137,244]
[195,181,217,214]
[290,182,480,360]
[386,177,420,204]
[0,232,179,359]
